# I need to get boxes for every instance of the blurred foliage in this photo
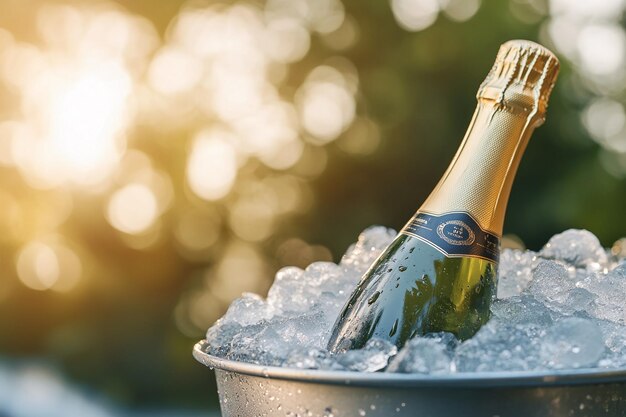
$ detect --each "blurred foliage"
[0,0,624,412]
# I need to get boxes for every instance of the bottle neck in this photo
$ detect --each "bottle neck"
[419,98,543,236]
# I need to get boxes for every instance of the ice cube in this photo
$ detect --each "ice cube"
[454,320,542,372]
[597,320,626,355]
[334,339,397,372]
[387,334,455,374]
[266,310,330,350]
[598,352,626,368]
[238,325,285,365]
[526,260,573,304]
[267,262,356,315]
[578,262,626,324]
[539,318,605,369]
[266,266,306,312]
[341,226,396,271]
[497,249,537,299]
[539,229,608,270]
[283,348,340,370]
[547,287,597,316]
[309,263,361,315]
[220,293,274,326]
[490,295,555,326]
[205,321,246,358]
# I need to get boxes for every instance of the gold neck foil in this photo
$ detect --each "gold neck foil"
[419,40,560,236]
[478,40,560,124]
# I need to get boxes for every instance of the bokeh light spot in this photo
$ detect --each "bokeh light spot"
[148,47,203,95]
[391,0,440,32]
[297,66,356,143]
[17,240,82,292]
[107,183,159,234]
[263,18,311,63]
[187,129,239,201]
[442,0,481,22]
[577,24,625,77]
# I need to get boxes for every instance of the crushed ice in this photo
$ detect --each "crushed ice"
[205,227,626,373]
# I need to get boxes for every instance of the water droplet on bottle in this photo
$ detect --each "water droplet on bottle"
[387,268,393,272]
[409,247,415,253]
[358,409,367,416]
[368,291,381,305]
[399,266,407,272]
[389,319,398,337]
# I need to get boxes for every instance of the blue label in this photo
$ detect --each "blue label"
[401,211,500,263]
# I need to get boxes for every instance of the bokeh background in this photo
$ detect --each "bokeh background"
[0,0,625,415]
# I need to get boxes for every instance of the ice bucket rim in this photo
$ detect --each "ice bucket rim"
[193,340,626,388]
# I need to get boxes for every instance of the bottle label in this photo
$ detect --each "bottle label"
[401,211,500,263]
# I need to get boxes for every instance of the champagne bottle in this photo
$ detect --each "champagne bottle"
[327,40,560,353]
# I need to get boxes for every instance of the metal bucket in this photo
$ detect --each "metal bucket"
[193,341,626,417]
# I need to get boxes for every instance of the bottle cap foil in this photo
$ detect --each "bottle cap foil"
[478,40,560,117]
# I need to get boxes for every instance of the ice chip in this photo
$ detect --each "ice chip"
[303,262,342,287]
[526,260,573,304]
[598,352,626,368]
[539,318,605,369]
[578,262,626,324]
[220,293,274,326]
[548,287,597,316]
[341,226,396,271]
[268,310,330,350]
[490,295,554,326]
[267,266,306,312]
[335,338,397,372]
[387,334,455,374]
[598,320,626,355]
[497,249,536,299]
[283,348,340,370]
[306,262,360,309]
[206,321,245,358]
[540,229,608,270]
[268,262,357,316]
[609,260,626,279]
[243,325,286,365]
[455,321,542,372]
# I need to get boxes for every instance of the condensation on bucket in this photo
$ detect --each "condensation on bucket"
[194,343,626,417]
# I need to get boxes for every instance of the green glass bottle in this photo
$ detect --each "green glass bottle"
[327,40,560,352]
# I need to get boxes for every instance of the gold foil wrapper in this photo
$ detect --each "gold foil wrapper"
[419,40,559,236]
[478,40,560,123]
